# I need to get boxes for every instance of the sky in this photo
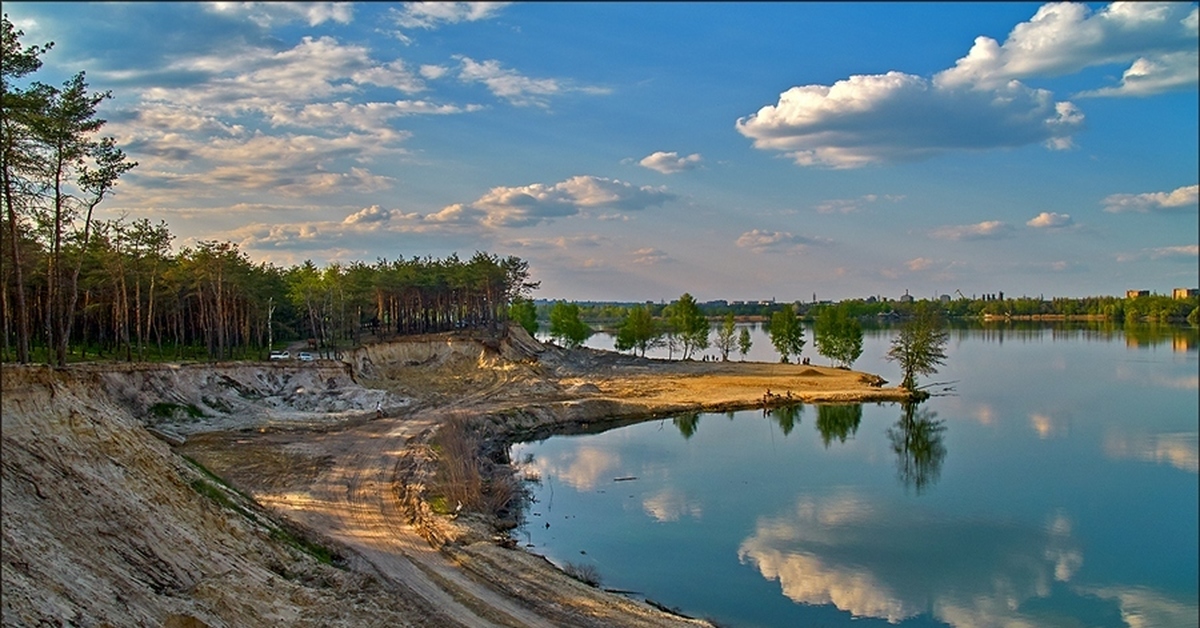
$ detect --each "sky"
[5,1,1198,302]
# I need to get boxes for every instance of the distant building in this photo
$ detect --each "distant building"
[1172,288,1199,299]
[939,294,951,303]
[898,290,914,303]
[1126,290,1150,299]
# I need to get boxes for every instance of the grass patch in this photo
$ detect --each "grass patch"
[428,495,453,515]
[270,527,337,566]
[183,456,341,569]
[430,412,523,522]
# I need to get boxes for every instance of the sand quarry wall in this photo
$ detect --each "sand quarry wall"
[0,364,441,627]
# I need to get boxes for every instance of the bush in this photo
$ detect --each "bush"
[562,561,602,587]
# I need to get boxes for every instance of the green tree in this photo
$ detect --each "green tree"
[667,292,709,360]
[1,15,52,363]
[814,305,863,368]
[614,304,660,357]
[886,305,949,393]
[713,312,737,361]
[509,296,538,336]
[768,306,805,363]
[548,300,590,348]
[737,326,752,360]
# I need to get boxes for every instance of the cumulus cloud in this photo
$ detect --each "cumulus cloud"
[455,56,610,107]
[1102,184,1199,213]
[639,151,703,174]
[736,229,827,254]
[736,2,1200,168]
[930,221,1015,241]
[736,71,1083,168]
[470,175,674,227]
[1027,211,1074,228]
[936,2,1199,96]
[102,34,491,211]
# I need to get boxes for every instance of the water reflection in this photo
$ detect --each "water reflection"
[767,403,803,436]
[514,323,1197,627]
[886,403,947,494]
[1103,429,1200,473]
[815,404,862,446]
[672,411,700,439]
[737,497,1099,626]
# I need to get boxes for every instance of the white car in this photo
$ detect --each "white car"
[297,352,315,362]
[269,350,289,361]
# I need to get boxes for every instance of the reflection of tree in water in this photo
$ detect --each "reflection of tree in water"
[673,412,701,439]
[887,403,947,494]
[815,404,863,447]
[768,403,803,435]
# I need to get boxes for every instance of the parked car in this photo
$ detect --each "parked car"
[297,352,315,362]
[269,350,289,361]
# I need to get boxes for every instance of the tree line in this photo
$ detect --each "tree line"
[539,291,1200,326]
[546,293,868,369]
[2,17,539,365]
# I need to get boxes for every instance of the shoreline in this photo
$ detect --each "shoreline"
[3,327,913,627]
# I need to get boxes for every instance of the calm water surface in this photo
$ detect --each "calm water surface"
[514,323,1199,627]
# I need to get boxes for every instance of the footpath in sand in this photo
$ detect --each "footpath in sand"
[177,327,908,628]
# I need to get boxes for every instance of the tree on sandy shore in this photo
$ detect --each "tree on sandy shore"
[886,305,949,392]
[666,293,709,360]
[737,326,752,360]
[614,304,660,357]
[549,301,590,348]
[509,297,538,336]
[713,312,736,361]
[768,306,804,363]
[814,305,863,368]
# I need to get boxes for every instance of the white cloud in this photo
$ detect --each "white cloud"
[906,257,934,272]
[736,2,1200,168]
[930,221,1015,241]
[1102,184,1199,213]
[1026,211,1074,228]
[420,64,450,80]
[469,175,674,227]
[1149,244,1199,259]
[936,2,1199,96]
[736,229,827,254]
[631,247,670,265]
[455,56,610,107]
[102,33,494,211]
[814,194,902,214]
[736,71,1083,168]
[208,2,354,27]
[638,151,703,174]
[1116,244,1199,262]
[391,2,509,30]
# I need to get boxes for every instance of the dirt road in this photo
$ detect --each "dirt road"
[180,333,909,627]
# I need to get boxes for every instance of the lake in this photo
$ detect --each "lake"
[515,322,1199,627]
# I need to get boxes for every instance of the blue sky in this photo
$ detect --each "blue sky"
[6,1,1197,301]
